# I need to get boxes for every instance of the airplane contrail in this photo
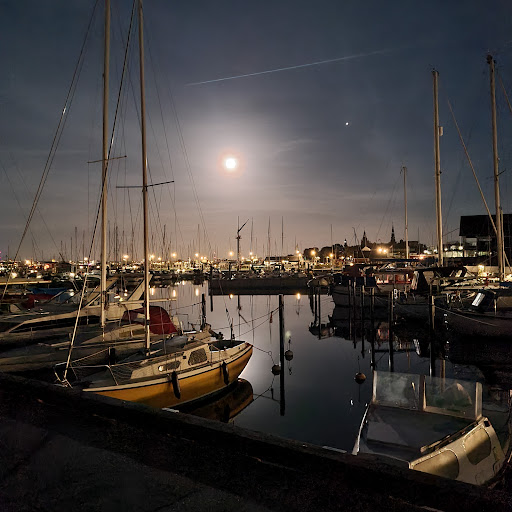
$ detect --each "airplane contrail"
[187,48,394,86]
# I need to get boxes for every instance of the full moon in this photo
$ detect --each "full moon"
[224,157,237,170]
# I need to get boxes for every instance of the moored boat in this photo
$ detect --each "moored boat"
[353,371,509,485]
[0,276,145,346]
[58,334,252,409]
[443,286,512,338]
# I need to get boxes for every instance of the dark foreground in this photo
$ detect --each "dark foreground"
[0,373,511,512]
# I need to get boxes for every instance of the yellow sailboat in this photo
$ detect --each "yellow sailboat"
[56,0,252,408]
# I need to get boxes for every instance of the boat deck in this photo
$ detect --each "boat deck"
[365,405,473,461]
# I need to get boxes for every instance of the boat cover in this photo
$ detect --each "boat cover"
[122,306,178,335]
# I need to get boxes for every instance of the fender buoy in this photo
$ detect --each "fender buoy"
[284,350,293,361]
[271,364,281,375]
[354,372,366,384]
[171,370,181,398]
[222,361,229,385]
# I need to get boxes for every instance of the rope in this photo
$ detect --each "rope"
[447,99,511,273]
[437,304,506,327]
[2,0,100,299]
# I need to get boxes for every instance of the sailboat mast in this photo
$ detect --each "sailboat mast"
[236,216,240,270]
[138,0,151,351]
[402,166,409,259]
[432,69,444,266]
[488,55,505,280]
[100,0,110,328]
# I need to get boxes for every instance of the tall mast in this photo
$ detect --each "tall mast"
[402,166,409,259]
[488,55,504,280]
[281,217,284,258]
[236,217,249,270]
[138,0,150,352]
[236,216,240,270]
[432,70,444,266]
[100,0,110,328]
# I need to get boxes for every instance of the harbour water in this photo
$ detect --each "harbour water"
[160,282,512,455]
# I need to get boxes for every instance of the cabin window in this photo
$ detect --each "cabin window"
[464,428,491,465]
[413,450,459,480]
[189,348,207,365]
[158,361,180,372]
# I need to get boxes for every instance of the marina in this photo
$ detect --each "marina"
[2,280,512,468]
[2,0,512,509]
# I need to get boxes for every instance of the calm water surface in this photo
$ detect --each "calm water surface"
[161,282,511,454]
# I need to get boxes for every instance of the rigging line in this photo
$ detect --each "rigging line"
[147,19,183,240]
[145,21,175,184]
[7,152,59,257]
[111,7,168,257]
[2,0,100,299]
[64,156,110,382]
[106,0,137,240]
[1,158,40,257]
[375,170,400,242]
[497,69,512,117]
[155,51,207,254]
[212,306,280,333]
[443,75,485,230]
[447,99,511,272]
[16,25,86,259]
[145,26,183,251]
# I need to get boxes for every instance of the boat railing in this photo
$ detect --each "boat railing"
[61,349,185,386]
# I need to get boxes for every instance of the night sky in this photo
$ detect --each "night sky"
[1,0,512,261]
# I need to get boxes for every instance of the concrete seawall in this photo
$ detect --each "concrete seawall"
[0,373,511,511]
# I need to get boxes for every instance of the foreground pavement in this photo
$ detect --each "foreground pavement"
[0,373,511,512]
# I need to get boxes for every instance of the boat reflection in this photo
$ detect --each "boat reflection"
[177,378,254,423]
[447,337,512,389]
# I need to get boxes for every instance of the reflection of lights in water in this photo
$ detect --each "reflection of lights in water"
[285,330,292,339]
[172,289,177,297]
[195,288,199,296]
[296,293,301,300]
[181,280,186,286]
[229,294,234,299]
[150,287,155,295]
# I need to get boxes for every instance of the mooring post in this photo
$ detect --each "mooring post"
[279,294,286,416]
[201,293,206,329]
[317,286,322,340]
[388,291,394,372]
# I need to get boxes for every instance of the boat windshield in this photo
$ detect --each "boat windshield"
[47,290,79,305]
[470,291,493,311]
[373,371,481,420]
